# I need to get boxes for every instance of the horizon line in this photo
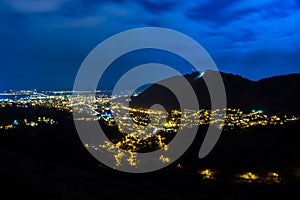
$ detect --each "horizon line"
[1,70,300,92]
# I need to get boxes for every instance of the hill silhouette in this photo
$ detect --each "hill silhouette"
[131,70,300,115]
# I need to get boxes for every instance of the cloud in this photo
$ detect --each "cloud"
[0,0,300,90]
[4,0,67,13]
[185,0,298,28]
[139,0,177,13]
[185,0,243,25]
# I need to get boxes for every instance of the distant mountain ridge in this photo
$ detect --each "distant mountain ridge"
[130,70,300,115]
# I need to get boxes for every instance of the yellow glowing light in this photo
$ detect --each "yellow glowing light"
[176,164,183,169]
[239,172,259,180]
[198,169,215,180]
[266,172,281,183]
[159,155,170,163]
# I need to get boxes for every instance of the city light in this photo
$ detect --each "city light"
[1,90,299,169]
[197,169,216,180]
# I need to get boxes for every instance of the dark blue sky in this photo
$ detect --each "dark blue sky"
[1,0,300,90]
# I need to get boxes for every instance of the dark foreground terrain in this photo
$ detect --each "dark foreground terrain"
[0,107,299,200]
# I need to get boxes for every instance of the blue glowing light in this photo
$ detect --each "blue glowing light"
[195,72,205,79]
[13,120,19,126]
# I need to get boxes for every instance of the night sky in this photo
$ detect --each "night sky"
[1,0,300,90]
